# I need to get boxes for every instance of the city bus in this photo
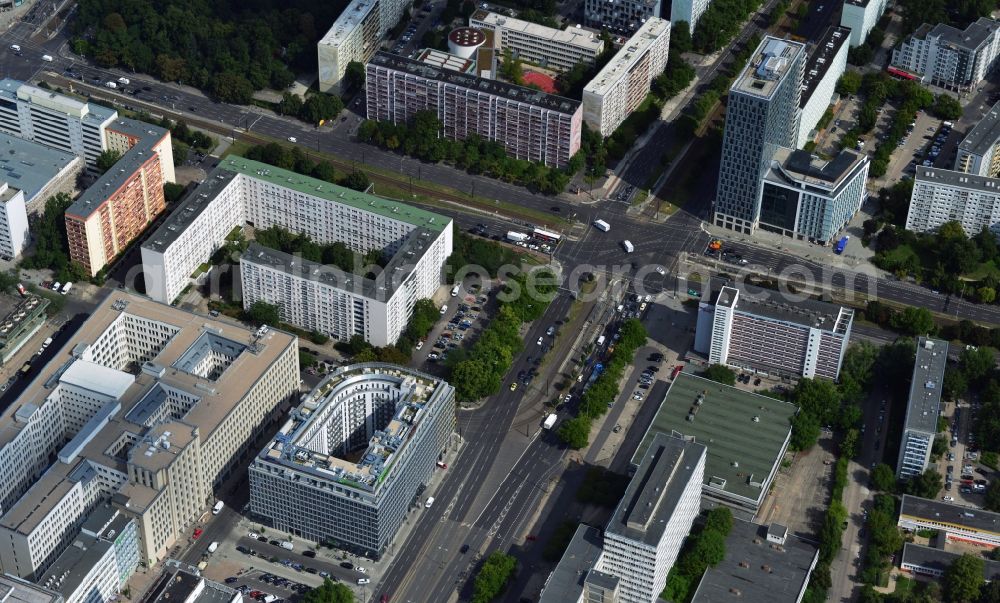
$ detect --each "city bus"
[532,228,561,244]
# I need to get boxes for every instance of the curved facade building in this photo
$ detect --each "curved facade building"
[248,364,456,558]
[448,27,486,59]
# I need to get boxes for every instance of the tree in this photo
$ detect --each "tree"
[704,507,733,535]
[301,92,344,124]
[344,61,366,93]
[960,346,995,384]
[277,92,303,117]
[979,287,997,304]
[212,72,254,104]
[21,192,74,278]
[907,469,943,499]
[95,149,122,174]
[871,463,896,492]
[247,301,280,326]
[985,480,1000,512]
[302,578,353,603]
[890,306,935,336]
[836,71,862,96]
[790,411,821,451]
[670,20,692,53]
[557,416,592,449]
[471,551,516,603]
[340,170,371,192]
[299,350,317,369]
[942,553,984,603]
[702,364,736,385]
[933,94,963,120]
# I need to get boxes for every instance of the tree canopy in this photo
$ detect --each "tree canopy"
[471,551,516,603]
[942,553,985,603]
[702,364,735,385]
[302,578,353,603]
[247,301,280,326]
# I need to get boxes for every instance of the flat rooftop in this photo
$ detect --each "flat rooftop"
[715,285,853,336]
[0,575,62,603]
[538,525,608,603]
[416,48,476,74]
[922,18,999,51]
[583,17,668,97]
[917,165,1000,192]
[903,338,948,435]
[902,543,1000,579]
[37,533,112,598]
[318,0,378,47]
[369,51,580,114]
[0,294,48,343]
[633,373,797,504]
[800,27,850,108]
[900,494,1000,538]
[691,520,818,601]
[0,78,116,127]
[0,133,78,202]
[609,433,705,546]
[470,10,604,53]
[732,37,806,100]
[959,100,1000,158]
[769,147,866,191]
[143,563,237,603]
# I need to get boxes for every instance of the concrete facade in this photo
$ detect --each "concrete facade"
[906,166,1000,238]
[469,10,604,72]
[317,0,412,92]
[891,18,1000,92]
[795,27,849,149]
[897,338,948,479]
[840,0,890,47]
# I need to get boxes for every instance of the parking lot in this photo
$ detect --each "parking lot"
[936,400,992,509]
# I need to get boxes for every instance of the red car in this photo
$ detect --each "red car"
[193,528,203,539]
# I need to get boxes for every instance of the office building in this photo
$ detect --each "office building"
[600,434,705,603]
[65,119,173,277]
[582,17,670,137]
[584,0,662,34]
[695,285,854,380]
[0,132,81,215]
[0,79,117,166]
[758,148,869,243]
[365,51,582,168]
[142,561,240,603]
[0,575,62,603]
[906,166,1000,237]
[840,0,890,47]
[671,0,711,30]
[715,37,806,233]
[897,337,948,479]
[956,101,1000,177]
[469,11,604,72]
[0,294,49,365]
[899,495,1000,547]
[539,526,619,603]
[901,543,1000,581]
[0,182,27,260]
[891,18,1000,92]
[141,156,453,346]
[317,0,412,92]
[633,373,796,518]
[796,27,850,148]
[691,521,818,602]
[0,293,299,571]
[249,363,456,559]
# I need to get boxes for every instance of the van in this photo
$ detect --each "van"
[212,500,224,515]
[425,497,435,508]
[207,541,219,553]
[943,121,954,128]
[357,579,370,585]
[105,81,117,89]
[279,541,294,550]
[117,77,130,85]
[451,284,460,297]
[8,45,19,52]
[41,55,53,62]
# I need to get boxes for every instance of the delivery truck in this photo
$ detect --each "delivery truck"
[542,414,557,430]
[506,231,529,243]
[593,219,610,232]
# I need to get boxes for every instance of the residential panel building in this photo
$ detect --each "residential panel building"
[365,51,582,168]
[956,100,1000,177]
[670,0,711,30]
[897,337,948,479]
[581,17,670,137]
[0,182,27,260]
[249,363,455,559]
[317,0,412,92]
[840,0,891,47]
[758,147,870,243]
[584,0,662,34]
[905,166,1000,237]
[890,18,1000,92]
[538,526,618,603]
[796,27,850,148]
[715,37,806,233]
[469,11,604,72]
[698,286,854,380]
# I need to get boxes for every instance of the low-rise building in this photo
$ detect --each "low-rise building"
[249,364,455,559]
[317,0,412,92]
[897,337,948,479]
[0,574,62,603]
[469,11,604,72]
[796,27,850,148]
[582,17,670,137]
[901,542,1000,581]
[365,51,582,168]
[899,495,1000,548]
[956,100,1000,177]
[891,18,1000,92]
[840,0,891,47]
[905,166,1000,237]
[0,133,81,215]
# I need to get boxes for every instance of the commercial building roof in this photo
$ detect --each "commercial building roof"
[143,562,238,603]
[903,337,948,435]
[732,37,806,100]
[416,48,476,74]
[470,10,604,54]
[769,147,867,190]
[922,18,1000,51]
[959,100,1000,157]
[37,533,112,599]
[608,433,705,546]
[59,359,134,400]
[917,165,1000,191]
[902,543,1000,579]
[369,51,580,114]
[0,79,116,129]
[0,575,62,603]
[538,525,608,603]
[0,133,79,202]
[900,494,1000,537]
[583,17,668,97]
[715,285,853,335]
[800,27,850,108]
[632,372,796,504]
[691,520,818,601]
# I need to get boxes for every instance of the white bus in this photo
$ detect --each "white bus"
[532,228,561,244]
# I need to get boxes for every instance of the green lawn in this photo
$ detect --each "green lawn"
[962,259,1000,281]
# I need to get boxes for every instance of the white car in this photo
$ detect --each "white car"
[357,578,370,585]
[942,496,955,502]
[537,337,543,345]
[248,531,259,539]
[356,567,367,574]
[654,266,665,275]
[440,304,448,315]
[415,340,424,350]
[287,136,297,143]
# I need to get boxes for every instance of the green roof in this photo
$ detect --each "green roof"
[633,372,796,505]
[221,155,449,232]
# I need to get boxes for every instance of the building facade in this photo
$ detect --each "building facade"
[599,434,705,603]
[758,148,870,243]
[840,0,890,47]
[715,37,806,233]
[469,10,604,72]
[249,364,455,559]
[65,119,173,277]
[365,51,582,168]
[317,0,412,92]
[670,0,711,30]
[796,27,850,148]
[0,182,27,259]
[897,338,948,479]
[906,166,1000,237]
[891,18,1000,92]
[0,294,49,365]
[584,0,662,34]
[701,286,854,380]
[898,494,1000,548]
[582,17,670,137]
[956,100,1000,177]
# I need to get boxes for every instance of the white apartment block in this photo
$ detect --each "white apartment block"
[0,294,299,571]
[0,182,28,259]
[141,156,453,347]
[906,166,1000,237]
[670,0,711,30]
[891,18,1000,92]
[317,0,412,92]
[584,0,662,34]
[796,27,849,149]
[469,10,604,72]
[599,434,705,603]
[0,79,117,166]
[956,100,1000,177]
[582,17,670,137]
[840,0,890,47]
[897,338,948,479]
